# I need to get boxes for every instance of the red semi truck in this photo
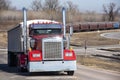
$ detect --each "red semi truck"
[8,8,76,75]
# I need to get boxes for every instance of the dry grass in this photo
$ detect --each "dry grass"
[71,29,120,47]
[0,21,20,31]
[77,55,120,72]
[0,32,7,48]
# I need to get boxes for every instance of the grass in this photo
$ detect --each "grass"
[71,29,120,47]
[77,55,120,72]
[0,32,7,48]
[0,21,19,31]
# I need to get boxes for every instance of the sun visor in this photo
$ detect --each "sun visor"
[30,24,62,29]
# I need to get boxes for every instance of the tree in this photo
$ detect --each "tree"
[0,0,11,10]
[84,11,97,22]
[103,3,120,21]
[44,0,60,11]
[66,1,80,23]
[42,0,61,20]
[66,1,78,12]
[31,0,43,11]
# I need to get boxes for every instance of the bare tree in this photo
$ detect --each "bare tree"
[44,0,60,11]
[66,1,78,12]
[42,0,61,20]
[84,11,97,22]
[103,3,120,21]
[0,0,11,10]
[31,0,43,11]
[66,1,80,23]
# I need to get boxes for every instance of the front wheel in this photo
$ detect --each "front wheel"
[18,66,27,72]
[17,55,27,72]
[67,71,74,75]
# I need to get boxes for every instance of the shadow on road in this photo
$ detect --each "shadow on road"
[0,64,67,76]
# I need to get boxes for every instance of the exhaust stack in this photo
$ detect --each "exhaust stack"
[62,7,66,37]
[23,7,27,53]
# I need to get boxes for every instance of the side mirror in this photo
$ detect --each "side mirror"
[30,38,35,49]
[70,26,73,36]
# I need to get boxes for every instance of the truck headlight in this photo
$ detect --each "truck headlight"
[30,38,35,48]
[64,50,76,60]
[65,52,73,57]
[32,53,40,58]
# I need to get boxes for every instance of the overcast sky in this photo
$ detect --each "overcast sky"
[10,0,120,13]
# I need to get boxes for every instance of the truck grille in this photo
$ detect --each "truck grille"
[42,37,63,60]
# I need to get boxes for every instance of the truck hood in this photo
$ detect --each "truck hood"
[30,34,63,50]
[32,34,63,40]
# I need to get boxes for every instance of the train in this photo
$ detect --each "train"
[66,22,120,32]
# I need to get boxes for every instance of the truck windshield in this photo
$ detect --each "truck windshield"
[30,29,62,35]
[31,24,62,29]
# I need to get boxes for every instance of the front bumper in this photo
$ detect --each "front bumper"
[28,60,76,72]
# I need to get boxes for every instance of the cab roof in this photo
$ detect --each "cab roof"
[20,19,61,27]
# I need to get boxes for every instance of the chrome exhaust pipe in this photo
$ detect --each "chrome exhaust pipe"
[23,7,27,53]
[62,7,70,49]
[62,7,66,37]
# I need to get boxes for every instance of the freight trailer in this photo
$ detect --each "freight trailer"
[8,8,76,75]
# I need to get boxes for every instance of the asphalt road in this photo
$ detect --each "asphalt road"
[74,45,120,56]
[101,32,120,40]
[74,32,120,58]
[0,50,120,80]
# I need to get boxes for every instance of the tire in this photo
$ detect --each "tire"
[18,66,27,72]
[17,56,27,72]
[67,71,74,76]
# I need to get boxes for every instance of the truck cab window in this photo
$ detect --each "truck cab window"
[30,29,62,35]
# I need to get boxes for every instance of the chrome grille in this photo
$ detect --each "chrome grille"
[42,37,63,60]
